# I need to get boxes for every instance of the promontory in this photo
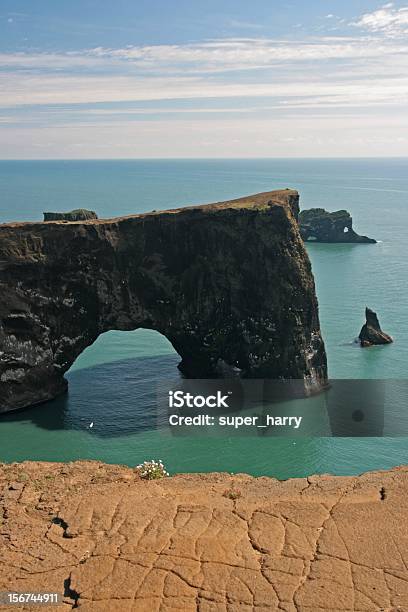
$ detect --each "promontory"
[0,189,327,413]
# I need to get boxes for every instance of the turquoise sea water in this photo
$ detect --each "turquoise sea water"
[1,158,408,477]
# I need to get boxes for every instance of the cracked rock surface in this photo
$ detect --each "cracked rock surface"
[1,461,407,611]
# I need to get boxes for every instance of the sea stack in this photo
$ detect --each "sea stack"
[359,308,393,347]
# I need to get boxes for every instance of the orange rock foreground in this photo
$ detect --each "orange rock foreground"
[1,461,407,611]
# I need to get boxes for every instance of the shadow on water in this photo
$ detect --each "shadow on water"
[0,354,181,437]
[1,346,406,440]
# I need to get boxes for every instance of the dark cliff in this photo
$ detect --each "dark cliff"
[0,189,327,413]
[299,208,376,243]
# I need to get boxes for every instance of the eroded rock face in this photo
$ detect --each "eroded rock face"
[0,189,327,413]
[359,307,393,347]
[1,460,408,611]
[43,209,98,222]
[299,208,376,243]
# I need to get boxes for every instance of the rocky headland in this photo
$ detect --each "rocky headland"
[299,209,376,244]
[0,189,327,413]
[359,308,393,347]
[1,460,407,611]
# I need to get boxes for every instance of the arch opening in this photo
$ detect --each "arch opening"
[59,328,182,436]
[68,328,180,375]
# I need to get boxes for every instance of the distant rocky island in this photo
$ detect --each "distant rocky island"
[43,208,98,222]
[299,208,376,243]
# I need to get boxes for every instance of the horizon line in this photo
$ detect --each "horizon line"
[0,156,407,162]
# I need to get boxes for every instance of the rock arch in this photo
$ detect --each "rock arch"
[0,190,327,413]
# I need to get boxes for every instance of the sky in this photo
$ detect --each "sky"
[0,1,407,159]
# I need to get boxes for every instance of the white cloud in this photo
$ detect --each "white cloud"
[0,52,117,69]
[352,3,408,37]
[2,114,407,159]
[87,37,408,71]
[1,70,407,110]
[1,28,408,158]
[1,36,408,75]
[0,31,407,119]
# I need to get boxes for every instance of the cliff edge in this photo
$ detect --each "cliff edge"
[0,189,327,413]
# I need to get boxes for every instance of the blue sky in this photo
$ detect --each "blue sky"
[1,1,407,158]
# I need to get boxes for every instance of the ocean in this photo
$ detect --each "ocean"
[1,158,408,478]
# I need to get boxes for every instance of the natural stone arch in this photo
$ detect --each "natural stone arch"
[298,208,376,243]
[0,190,327,413]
